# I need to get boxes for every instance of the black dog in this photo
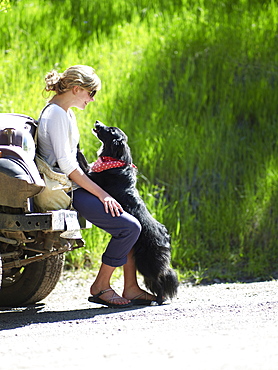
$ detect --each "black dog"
[79,120,179,304]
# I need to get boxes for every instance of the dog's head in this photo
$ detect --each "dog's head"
[92,120,132,163]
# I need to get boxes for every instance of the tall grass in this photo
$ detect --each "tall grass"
[1,0,278,281]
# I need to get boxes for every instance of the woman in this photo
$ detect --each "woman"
[37,65,156,308]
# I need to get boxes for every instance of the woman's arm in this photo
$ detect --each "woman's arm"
[39,106,121,216]
[69,167,123,217]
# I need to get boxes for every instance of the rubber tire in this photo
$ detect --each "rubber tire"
[0,254,64,307]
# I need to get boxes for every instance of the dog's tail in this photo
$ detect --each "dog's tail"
[144,267,179,304]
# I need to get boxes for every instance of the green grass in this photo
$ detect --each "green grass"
[1,0,278,282]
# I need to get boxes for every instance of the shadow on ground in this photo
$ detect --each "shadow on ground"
[0,303,145,331]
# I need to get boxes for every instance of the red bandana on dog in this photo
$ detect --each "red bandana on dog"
[91,156,137,172]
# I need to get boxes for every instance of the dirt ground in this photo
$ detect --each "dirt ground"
[0,271,278,370]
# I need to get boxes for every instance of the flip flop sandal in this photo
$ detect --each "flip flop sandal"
[131,292,157,306]
[88,288,132,308]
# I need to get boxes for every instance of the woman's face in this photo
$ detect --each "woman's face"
[73,87,96,110]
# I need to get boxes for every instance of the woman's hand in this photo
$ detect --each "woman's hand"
[99,193,124,217]
[69,168,123,217]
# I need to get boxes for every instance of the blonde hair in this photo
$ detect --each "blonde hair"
[44,65,101,95]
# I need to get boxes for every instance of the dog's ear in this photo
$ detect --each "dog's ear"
[112,138,124,146]
[111,137,125,159]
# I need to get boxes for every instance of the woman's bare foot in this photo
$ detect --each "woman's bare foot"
[90,286,131,306]
[122,288,157,302]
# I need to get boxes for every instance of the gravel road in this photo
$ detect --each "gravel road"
[1,271,278,370]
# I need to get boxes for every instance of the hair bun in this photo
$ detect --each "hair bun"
[45,70,61,91]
